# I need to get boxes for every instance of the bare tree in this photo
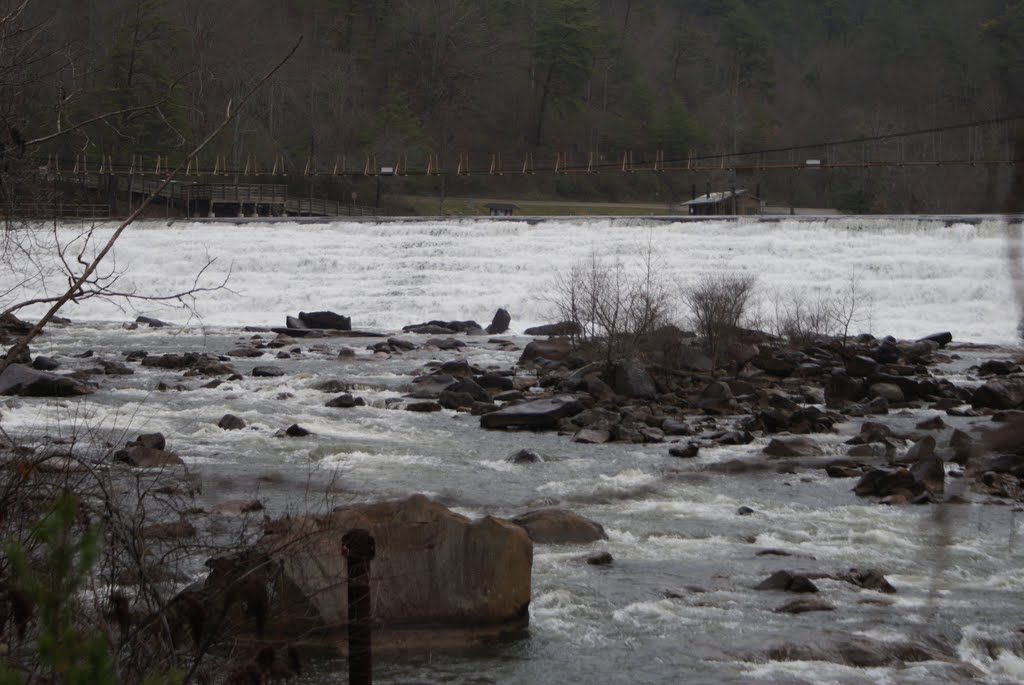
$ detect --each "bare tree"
[682,273,756,374]
[548,240,671,366]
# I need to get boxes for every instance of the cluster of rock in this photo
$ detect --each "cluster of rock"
[402,308,512,336]
[472,325,1023,506]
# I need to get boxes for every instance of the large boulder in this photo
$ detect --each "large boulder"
[971,378,1024,410]
[523,321,581,337]
[445,378,490,403]
[511,509,607,544]
[518,338,573,364]
[853,468,923,501]
[195,495,531,650]
[0,312,33,336]
[0,363,96,397]
[697,380,735,414]
[606,360,657,400]
[480,396,583,430]
[485,308,512,335]
[298,311,351,331]
[825,369,865,406]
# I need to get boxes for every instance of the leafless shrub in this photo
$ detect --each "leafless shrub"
[681,273,757,373]
[766,273,873,347]
[547,241,672,365]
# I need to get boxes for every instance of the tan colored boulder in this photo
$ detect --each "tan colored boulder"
[197,495,531,650]
[512,509,607,544]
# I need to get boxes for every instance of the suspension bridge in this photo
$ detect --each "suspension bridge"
[18,114,1024,218]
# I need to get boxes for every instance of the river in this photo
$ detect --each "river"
[2,216,1023,683]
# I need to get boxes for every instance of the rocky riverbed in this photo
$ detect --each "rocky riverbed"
[2,309,1024,683]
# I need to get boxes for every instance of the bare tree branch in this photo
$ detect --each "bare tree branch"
[0,36,302,372]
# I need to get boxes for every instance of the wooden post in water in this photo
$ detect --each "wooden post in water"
[343,529,375,685]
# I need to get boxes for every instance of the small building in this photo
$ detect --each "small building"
[680,189,763,216]
[486,202,518,217]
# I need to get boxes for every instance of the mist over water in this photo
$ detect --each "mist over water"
[7,216,1021,344]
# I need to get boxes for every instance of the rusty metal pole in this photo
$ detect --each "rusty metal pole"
[343,529,375,685]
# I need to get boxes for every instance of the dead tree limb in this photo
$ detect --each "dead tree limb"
[0,36,302,372]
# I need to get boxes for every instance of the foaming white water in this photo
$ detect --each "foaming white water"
[957,624,1024,680]
[4,217,1021,343]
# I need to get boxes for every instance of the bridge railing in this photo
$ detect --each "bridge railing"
[1,203,111,219]
[285,197,383,217]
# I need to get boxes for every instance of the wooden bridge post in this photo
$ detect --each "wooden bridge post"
[343,529,375,685]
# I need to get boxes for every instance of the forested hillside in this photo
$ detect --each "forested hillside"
[10,0,1024,212]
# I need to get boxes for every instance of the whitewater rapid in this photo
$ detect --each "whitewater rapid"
[4,216,1024,683]
[3,216,1021,345]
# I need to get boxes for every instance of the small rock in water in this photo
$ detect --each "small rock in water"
[253,365,286,377]
[31,356,60,371]
[315,379,350,393]
[136,315,169,328]
[507,449,543,464]
[668,443,700,459]
[405,401,443,413]
[218,414,247,430]
[586,551,614,566]
[755,570,819,593]
[841,568,897,594]
[326,393,365,408]
[284,424,312,437]
[736,506,756,516]
[914,415,945,431]
[774,598,834,614]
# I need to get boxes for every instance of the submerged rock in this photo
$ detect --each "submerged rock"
[774,598,834,614]
[507,449,543,464]
[766,636,968,671]
[0,363,96,397]
[755,570,818,593]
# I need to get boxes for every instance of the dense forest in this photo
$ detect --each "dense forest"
[8,0,1024,212]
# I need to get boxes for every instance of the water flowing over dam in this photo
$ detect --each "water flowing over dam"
[10,215,1022,344]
